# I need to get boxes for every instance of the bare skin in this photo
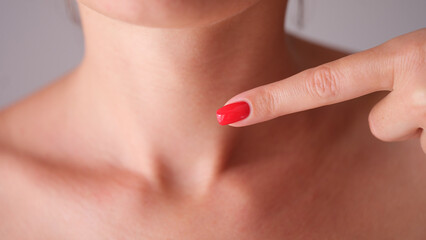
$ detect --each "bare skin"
[0,0,425,239]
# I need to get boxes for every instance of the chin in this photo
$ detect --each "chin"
[78,0,261,28]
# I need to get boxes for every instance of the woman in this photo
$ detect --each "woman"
[0,0,425,238]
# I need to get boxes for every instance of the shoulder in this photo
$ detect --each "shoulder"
[0,72,75,204]
[0,72,74,160]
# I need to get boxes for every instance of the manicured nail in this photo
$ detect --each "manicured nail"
[216,101,250,125]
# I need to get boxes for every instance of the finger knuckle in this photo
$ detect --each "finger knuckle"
[306,66,340,100]
[383,28,426,55]
[379,29,426,84]
[255,87,280,118]
[392,39,426,75]
[403,46,425,71]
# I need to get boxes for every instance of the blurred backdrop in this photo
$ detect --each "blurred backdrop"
[0,0,425,109]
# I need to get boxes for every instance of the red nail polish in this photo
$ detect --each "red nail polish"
[216,101,250,125]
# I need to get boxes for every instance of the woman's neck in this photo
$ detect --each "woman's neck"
[71,0,298,193]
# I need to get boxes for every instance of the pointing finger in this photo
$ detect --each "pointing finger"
[217,45,395,127]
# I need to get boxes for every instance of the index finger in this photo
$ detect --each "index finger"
[220,46,395,127]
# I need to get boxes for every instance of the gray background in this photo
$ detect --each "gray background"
[1,0,425,109]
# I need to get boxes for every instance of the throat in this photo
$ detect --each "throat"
[65,0,300,191]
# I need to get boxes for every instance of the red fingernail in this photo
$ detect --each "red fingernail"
[216,101,250,125]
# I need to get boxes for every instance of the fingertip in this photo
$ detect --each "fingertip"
[216,101,251,126]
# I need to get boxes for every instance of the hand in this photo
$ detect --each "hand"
[216,28,426,153]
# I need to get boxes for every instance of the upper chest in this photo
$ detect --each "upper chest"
[1,150,426,240]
